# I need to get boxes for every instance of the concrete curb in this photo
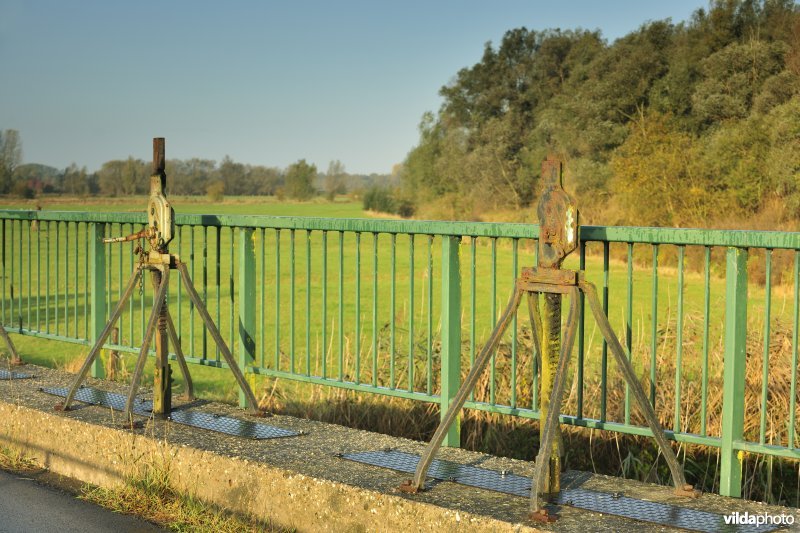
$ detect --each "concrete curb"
[0,400,537,532]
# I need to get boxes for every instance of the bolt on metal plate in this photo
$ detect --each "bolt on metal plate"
[342,450,781,533]
[41,386,298,440]
[0,370,31,380]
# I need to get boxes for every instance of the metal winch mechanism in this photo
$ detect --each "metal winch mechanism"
[54,138,267,424]
[397,156,700,523]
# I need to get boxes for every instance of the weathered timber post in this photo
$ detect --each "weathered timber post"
[150,138,172,416]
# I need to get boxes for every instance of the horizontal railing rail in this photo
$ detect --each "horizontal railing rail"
[0,208,798,499]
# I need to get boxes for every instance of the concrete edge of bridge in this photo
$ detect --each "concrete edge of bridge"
[0,364,543,532]
[1,363,797,532]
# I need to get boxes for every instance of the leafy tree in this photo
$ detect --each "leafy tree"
[611,113,709,226]
[62,163,90,196]
[324,160,346,200]
[0,129,22,193]
[284,159,316,200]
[218,155,247,196]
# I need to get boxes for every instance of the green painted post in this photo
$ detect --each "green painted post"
[440,235,462,447]
[720,247,747,498]
[238,228,257,408]
[90,223,106,379]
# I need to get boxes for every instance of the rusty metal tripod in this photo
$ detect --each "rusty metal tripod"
[399,157,697,521]
[55,138,263,423]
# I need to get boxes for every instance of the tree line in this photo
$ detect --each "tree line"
[397,0,800,228]
[0,131,389,201]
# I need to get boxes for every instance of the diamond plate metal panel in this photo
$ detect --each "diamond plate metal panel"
[41,386,151,413]
[554,488,782,533]
[342,450,530,497]
[167,410,297,439]
[0,370,31,380]
[41,386,298,440]
[342,450,782,533]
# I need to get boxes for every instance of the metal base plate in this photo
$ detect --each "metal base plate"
[41,386,298,440]
[342,450,781,533]
[0,370,32,380]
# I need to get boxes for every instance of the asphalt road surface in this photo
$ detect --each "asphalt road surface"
[0,469,164,533]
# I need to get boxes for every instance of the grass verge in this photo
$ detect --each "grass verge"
[80,462,291,533]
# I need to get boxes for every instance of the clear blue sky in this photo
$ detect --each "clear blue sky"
[1,1,706,175]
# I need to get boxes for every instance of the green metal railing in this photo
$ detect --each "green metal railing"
[1,209,799,499]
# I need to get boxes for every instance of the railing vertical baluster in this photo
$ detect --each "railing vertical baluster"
[650,244,659,407]
[426,235,433,396]
[53,222,57,334]
[190,226,196,359]
[177,225,182,349]
[36,220,41,331]
[720,247,748,498]
[215,227,221,362]
[117,225,122,305]
[408,234,415,392]
[90,222,106,378]
[372,232,378,387]
[45,221,49,334]
[510,238,518,408]
[470,237,476,403]
[338,231,343,381]
[489,237,497,405]
[73,222,78,337]
[577,241,586,418]
[1,219,5,327]
[290,229,296,373]
[624,243,633,425]
[389,233,396,388]
[128,225,134,346]
[674,246,685,432]
[321,230,327,378]
[440,234,461,448]
[202,227,208,359]
[84,223,89,340]
[701,246,711,436]
[260,228,266,369]
[276,230,282,370]
[760,250,772,445]
[108,225,113,325]
[238,227,256,408]
[355,232,361,384]
[600,242,609,421]
[230,227,235,355]
[790,251,799,449]
[26,220,31,329]
[18,220,22,331]
[306,230,312,376]
[64,221,69,334]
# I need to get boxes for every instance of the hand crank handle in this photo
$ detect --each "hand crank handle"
[102,228,149,244]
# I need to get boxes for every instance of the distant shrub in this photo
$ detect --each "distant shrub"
[11,181,35,199]
[363,186,395,213]
[206,181,224,202]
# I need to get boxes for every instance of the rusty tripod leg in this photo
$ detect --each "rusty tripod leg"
[526,293,543,370]
[0,322,22,366]
[175,261,263,415]
[59,266,142,411]
[580,280,697,498]
[401,286,524,493]
[529,287,579,521]
[123,267,171,422]
[164,309,194,401]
